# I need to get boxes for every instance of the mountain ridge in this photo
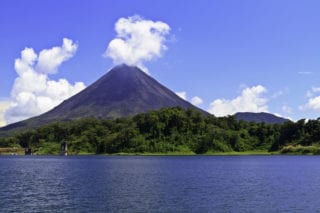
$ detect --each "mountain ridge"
[234,112,290,124]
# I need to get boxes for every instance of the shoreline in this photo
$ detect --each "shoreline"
[3,150,320,156]
[106,151,280,156]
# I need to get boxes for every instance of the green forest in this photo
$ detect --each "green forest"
[1,107,320,155]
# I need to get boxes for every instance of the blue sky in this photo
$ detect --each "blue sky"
[1,0,320,126]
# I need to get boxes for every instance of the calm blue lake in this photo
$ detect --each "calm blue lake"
[1,156,320,212]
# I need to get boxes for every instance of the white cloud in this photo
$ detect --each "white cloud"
[0,102,11,127]
[282,105,293,114]
[272,91,283,99]
[271,87,289,99]
[36,38,78,74]
[191,96,203,106]
[104,15,170,72]
[298,71,312,75]
[306,87,320,98]
[176,91,187,100]
[4,38,85,125]
[208,85,268,117]
[176,92,204,107]
[300,96,320,111]
[300,87,320,111]
[311,87,320,93]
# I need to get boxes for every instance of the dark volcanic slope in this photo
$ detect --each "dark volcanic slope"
[1,64,203,133]
[45,64,197,119]
[234,112,290,124]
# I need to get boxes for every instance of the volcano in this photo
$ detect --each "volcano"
[1,64,205,133]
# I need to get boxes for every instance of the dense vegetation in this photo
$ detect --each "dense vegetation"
[1,107,320,155]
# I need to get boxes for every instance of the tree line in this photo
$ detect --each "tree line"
[1,107,320,154]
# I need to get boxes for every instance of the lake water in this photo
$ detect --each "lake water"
[1,156,320,212]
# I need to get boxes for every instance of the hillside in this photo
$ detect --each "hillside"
[234,112,290,124]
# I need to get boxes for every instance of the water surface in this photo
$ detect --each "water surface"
[1,156,320,212]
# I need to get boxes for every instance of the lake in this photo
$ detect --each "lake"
[1,156,320,212]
